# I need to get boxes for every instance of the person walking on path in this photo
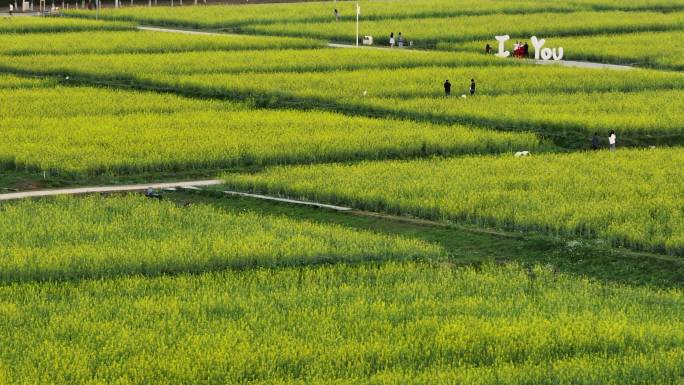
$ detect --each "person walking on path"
[470,79,476,96]
[608,130,617,151]
[591,132,600,150]
[398,32,404,47]
[9,3,13,15]
[333,9,340,22]
[444,80,451,96]
[389,32,395,48]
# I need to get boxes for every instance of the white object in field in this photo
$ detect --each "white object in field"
[363,36,373,45]
[355,2,360,47]
[495,35,510,58]
[552,47,564,60]
[531,36,563,61]
[65,76,69,80]
[22,1,29,11]
[515,151,531,157]
[461,94,467,98]
[362,90,367,96]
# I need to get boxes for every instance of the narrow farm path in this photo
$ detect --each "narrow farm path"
[0,179,222,201]
[224,190,352,211]
[135,26,634,70]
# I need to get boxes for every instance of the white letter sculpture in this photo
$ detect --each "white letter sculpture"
[495,35,510,58]
[531,36,563,61]
[530,36,545,60]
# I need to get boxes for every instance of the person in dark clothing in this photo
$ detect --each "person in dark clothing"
[523,42,530,58]
[470,79,476,96]
[444,80,451,96]
[485,43,492,54]
[591,132,600,150]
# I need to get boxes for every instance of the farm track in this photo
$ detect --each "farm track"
[136,25,635,70]
[0,179,222,201]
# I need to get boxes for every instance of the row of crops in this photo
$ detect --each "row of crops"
[0,75,540,175]
[63,0,684,29]
[223,148,684,255]
[0,196,683,384]
[0,32,682,147]
[0,195,440,282]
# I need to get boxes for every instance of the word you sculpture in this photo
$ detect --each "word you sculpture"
[494,35,564,60]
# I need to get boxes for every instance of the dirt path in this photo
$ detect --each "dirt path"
[0,179,222,201]
[136,26,634,70]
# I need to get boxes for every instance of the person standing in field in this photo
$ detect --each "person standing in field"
[591,132,600,150]
[333,9,339,22]
[444,80,451,96]
[470,79,476,96]
[389,32,395,48]
[398,32,404,47]
[485,43,492,54]
[9,3,13,15]
[608,130,617,151]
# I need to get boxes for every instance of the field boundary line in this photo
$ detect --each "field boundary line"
[0,180,222,201]
[223,190,352,211]
[136,25,243,37]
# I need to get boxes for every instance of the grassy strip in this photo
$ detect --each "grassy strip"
[0,16,133,33]
[0,30,323,55]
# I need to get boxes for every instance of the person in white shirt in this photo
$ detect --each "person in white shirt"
[608,130,616,151]
[389,32,395,48]
[9,3,14,15]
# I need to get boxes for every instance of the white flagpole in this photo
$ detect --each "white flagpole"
[356,2,360,47]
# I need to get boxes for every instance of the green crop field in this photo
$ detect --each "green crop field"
[224,148,684,255]
[0,2,683,384]
[0,196,440,282]
[244,11,684,47]
[2,260,683,384]
[0,75,538,175]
